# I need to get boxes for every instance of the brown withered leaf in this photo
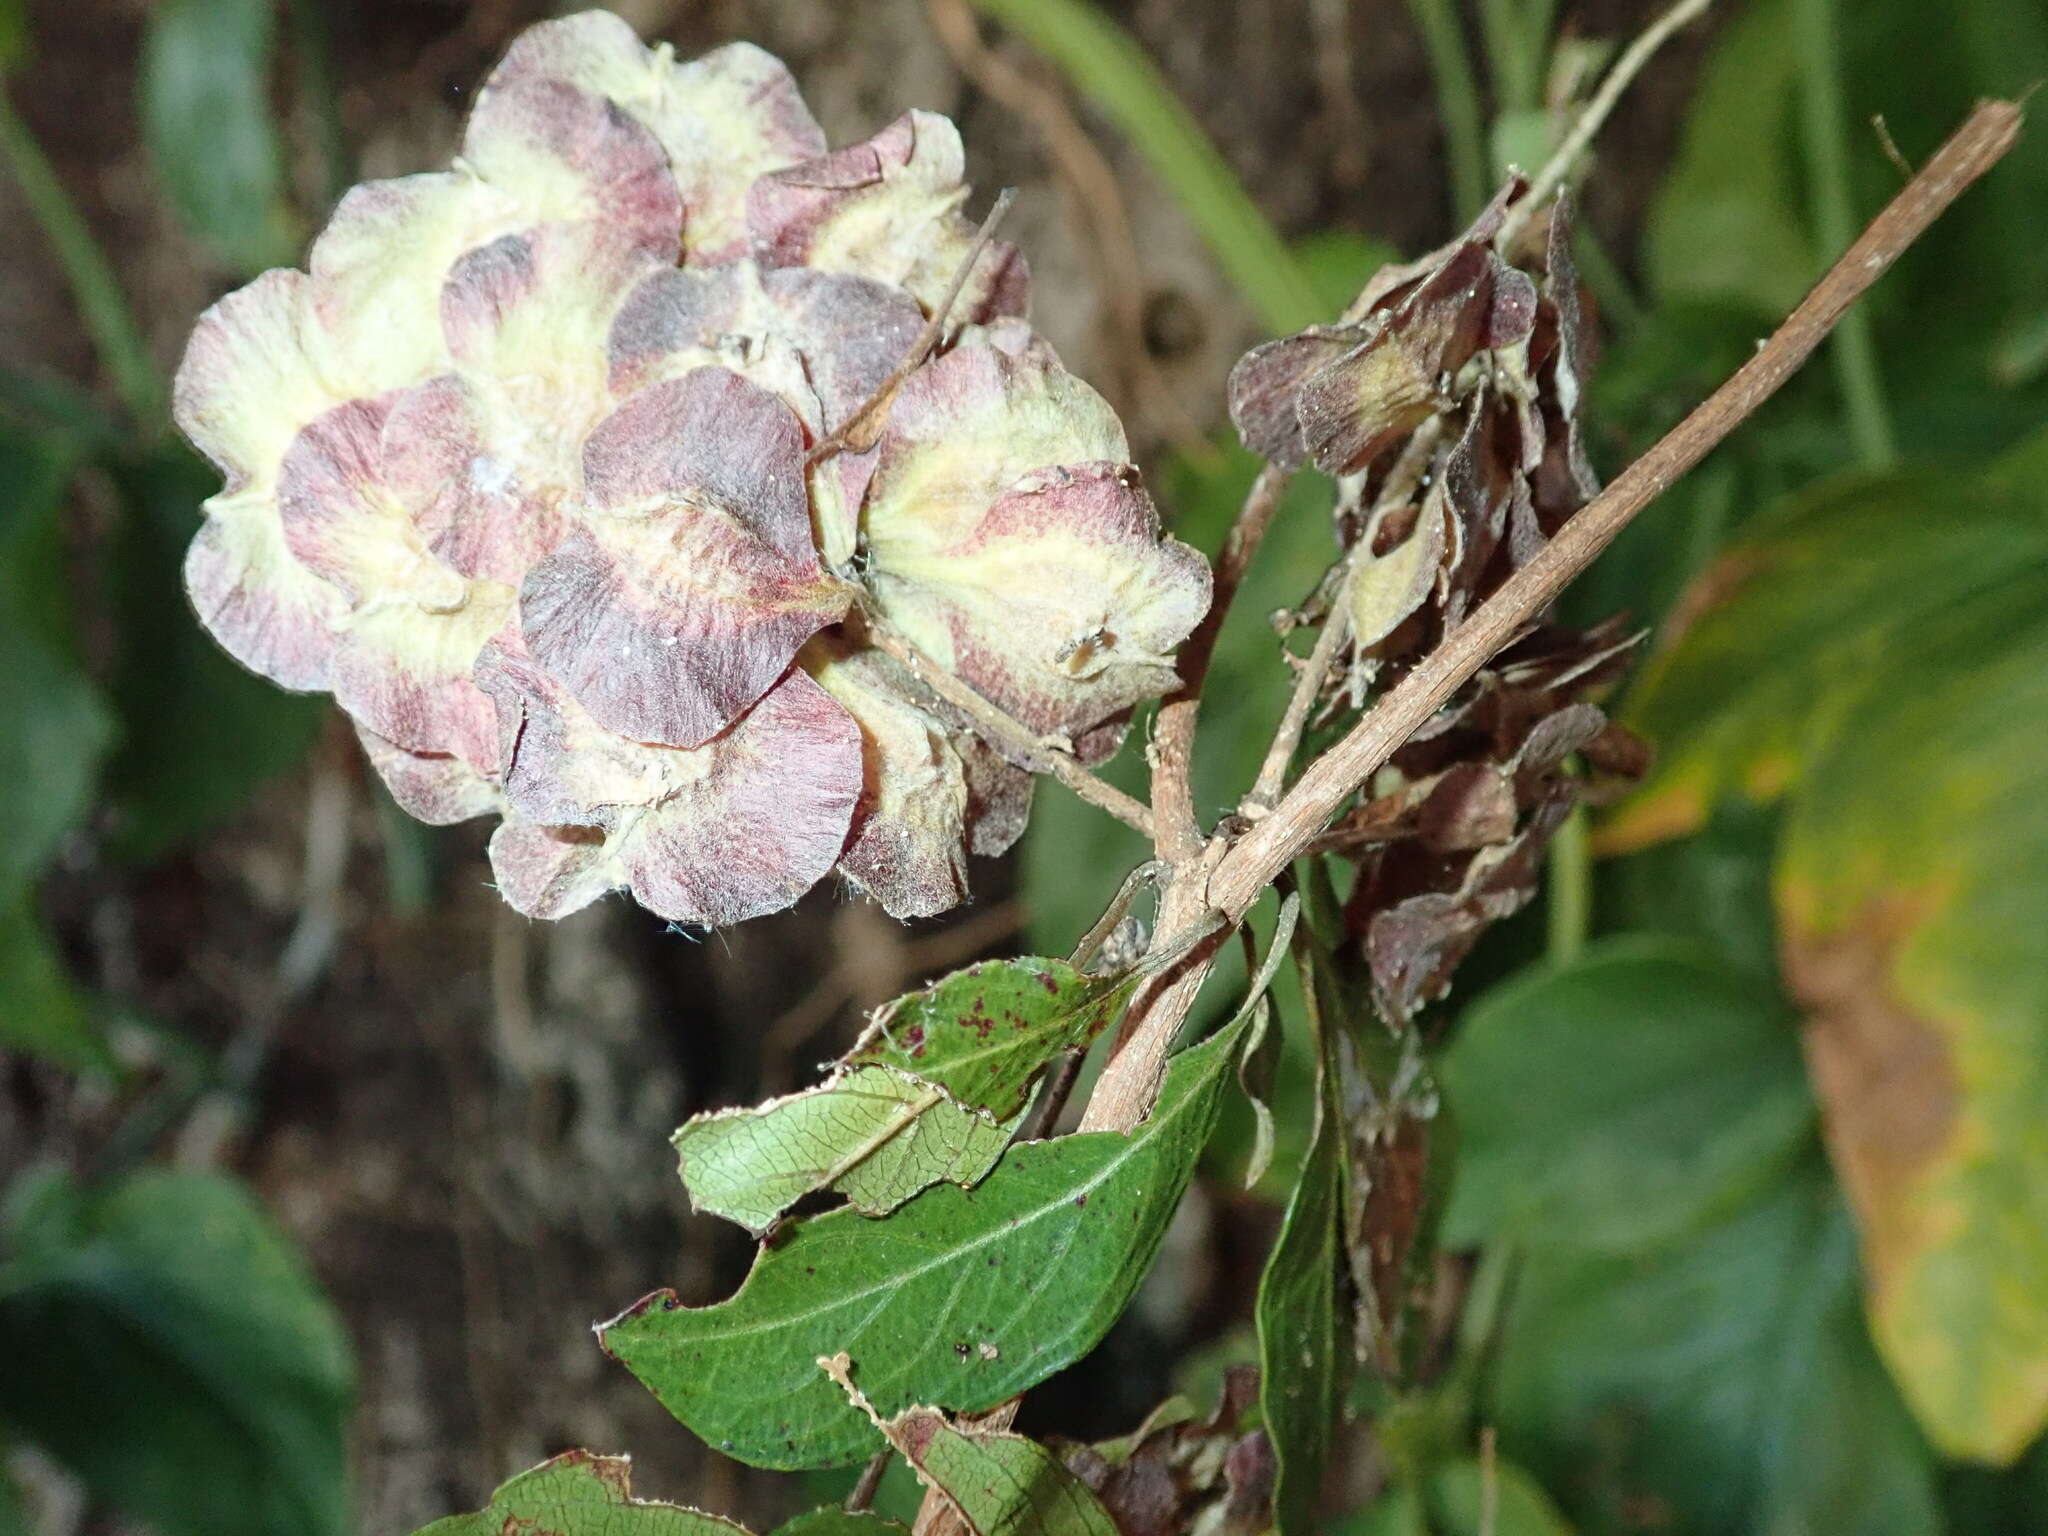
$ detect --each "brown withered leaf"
[1226,325,1368,468]
[1357,793,1571,1024]
[1782,898,1959,1317]
[1297,243,1504,476]
[1340,1060,1433,1377]
[1058,1369,1273,1536]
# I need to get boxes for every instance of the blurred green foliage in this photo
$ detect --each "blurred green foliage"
[0,1168,354,1536]
[0,8,346,1532]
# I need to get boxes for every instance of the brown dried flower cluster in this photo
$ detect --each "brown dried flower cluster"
[1230,184,1647,1022]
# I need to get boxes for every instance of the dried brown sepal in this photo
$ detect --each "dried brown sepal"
[1056,1368,1274,1536]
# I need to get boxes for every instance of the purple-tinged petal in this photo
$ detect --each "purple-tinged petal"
[271,395,518,764]
[607,261,921,429]
[461,76,682,259]
[623,669,861,926]
[870,461,1208,744]
[607,263,919,567]
[805,640,971,920]
[439,221,665,398]
[275,396,467,609]
[866,321,1127,523]
[184,499,345,693]
[330,597,512,771]
[379,375,568,587]
[303,79,677,396]
[478,640,862,927]
[175,270,343,492]
[355,724,502,825]
[959,734,1034,858]
[488,816,620,920]
[491,15,826,264]
[862,329,1208,748]
[749,111,1027,323]
[520,368,848,747]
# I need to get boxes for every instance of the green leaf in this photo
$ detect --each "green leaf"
[675,959,1128,1233]
[847,959,1129,1120]
[0,1169,354,1536]
[0,429,112,903]
[1440,937,1813,1254]
[1642,0,1811,316]
[675,1067,1021,1237]
[771,1511,910,1536]
[0,896,112,1075]
[1256,947,1348,1535]
[1421,1458,1575,1536]
[892,1425,1117,1536]
[604,1014,1253,1470]
[1611,428,2048,1459]
[139,0,297,275]
[1595,799,1781,982]
[412,1450,748,1536]
[103,445,323,861]
[823,1365,1118,1536]
[1491,1167,1941,1536]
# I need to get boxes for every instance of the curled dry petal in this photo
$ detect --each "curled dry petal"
[479,639,862,926]
[864,324,1211,755]
[492,12,827,263]
[749,111,1027,323]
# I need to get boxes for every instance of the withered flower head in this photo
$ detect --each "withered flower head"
[176,11,1209,926]
[1233,184,1646,1022]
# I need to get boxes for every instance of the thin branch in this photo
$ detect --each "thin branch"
[845,1448,892,1513]
[1076,856,1226,1132]
[1244,428,1442,811]
[1151,462,1293,859]
[1497,0,1713,250]
[1244,551,1360,811]
[1019,1048,1087,1141]
[808,187,1016,464]
[861,612,1157,839]
[1068,859,1166,970]
[1208,98,2024,921]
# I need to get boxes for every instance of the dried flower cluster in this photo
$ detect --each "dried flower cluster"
[176,11,1209,926]
[1230,185,1646,1022]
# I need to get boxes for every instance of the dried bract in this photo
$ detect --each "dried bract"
[1231,186,1646,1020]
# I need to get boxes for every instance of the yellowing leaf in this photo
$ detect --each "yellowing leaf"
[1613,427,2048,1461]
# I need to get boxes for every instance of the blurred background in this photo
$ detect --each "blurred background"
[2,1,2045,1533]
